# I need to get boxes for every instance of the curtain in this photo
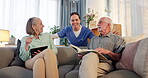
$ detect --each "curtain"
[131,0,144,36]
[78,0,86,26]
[60,0,71,29]
[143,0,148,37]
[109,0,148,36]
[60,0,86,29]
[0,0,60,39]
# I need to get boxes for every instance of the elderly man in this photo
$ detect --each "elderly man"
[79,17,125,78]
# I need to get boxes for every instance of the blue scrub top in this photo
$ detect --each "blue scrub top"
[57,26,94,46]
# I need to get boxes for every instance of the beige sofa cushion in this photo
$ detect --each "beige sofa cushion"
[116,37,148,78]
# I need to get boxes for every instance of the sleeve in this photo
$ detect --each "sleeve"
[88,37,95,49]
[19,36,31,62]
[113,36,125,53]
[88,29,95,39]
[49,34,58,55]
[57,27,67,38]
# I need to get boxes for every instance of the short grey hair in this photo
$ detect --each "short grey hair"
[103,17,113,31]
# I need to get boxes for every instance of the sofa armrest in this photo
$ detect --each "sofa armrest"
[0,47,16,69]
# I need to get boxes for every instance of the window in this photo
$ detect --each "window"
[109,0,148,36]
[0,0,60,39]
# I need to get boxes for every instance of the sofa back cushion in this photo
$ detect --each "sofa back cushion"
[0,47,16,69]
[57,46,78,66]
[116,37,148,78]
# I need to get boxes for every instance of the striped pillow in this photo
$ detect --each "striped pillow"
[116,37,148,78]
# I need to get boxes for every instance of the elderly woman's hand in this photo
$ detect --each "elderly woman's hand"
[32,50,42,56]
[25,37,34,51]
[26,37,34,45]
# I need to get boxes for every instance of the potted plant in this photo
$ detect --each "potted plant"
[83,8,98,28]
[49,25,60,45]
[8,35,16,45]
[50,25,60,34]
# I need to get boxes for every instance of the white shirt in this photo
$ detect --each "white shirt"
[73,26,82,37]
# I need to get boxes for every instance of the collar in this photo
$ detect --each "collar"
[29,33,42,39]
[99,32,112,37]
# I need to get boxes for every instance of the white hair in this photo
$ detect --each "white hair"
[32,17,40,25]
[102,17,113,31]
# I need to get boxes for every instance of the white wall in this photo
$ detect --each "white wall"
[86,0,106,22]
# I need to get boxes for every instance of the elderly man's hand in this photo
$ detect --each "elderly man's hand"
[95,48,111,54]
[77,54,84,59]
[113,31,120,35]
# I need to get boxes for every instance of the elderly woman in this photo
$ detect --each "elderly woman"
[19,17,59,78]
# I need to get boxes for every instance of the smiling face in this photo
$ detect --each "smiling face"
[32,18,44,35]
[97,17,111,36]
[70,14,81,31]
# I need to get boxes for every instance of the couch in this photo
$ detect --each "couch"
[0,46,80,78]
[1,37,148,78]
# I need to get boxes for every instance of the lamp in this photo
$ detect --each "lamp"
[0,29,10,47]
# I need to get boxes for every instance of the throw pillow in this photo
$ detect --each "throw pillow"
[116,40,141,70]
[10,39,25,67]
[116,37,148,78]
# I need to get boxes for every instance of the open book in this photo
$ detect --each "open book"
[69,44,107,60]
